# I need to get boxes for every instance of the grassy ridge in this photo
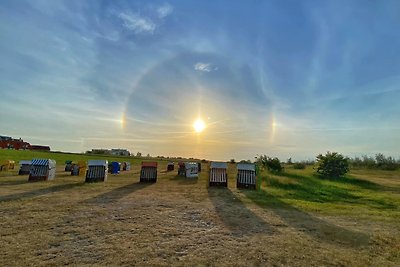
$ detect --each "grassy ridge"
[0,149,169,166]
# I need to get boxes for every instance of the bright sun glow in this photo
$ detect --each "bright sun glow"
[193,119,206,133]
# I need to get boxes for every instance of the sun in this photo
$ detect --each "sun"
[193,118,206,133]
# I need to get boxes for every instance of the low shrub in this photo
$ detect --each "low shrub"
[293,162,306,169]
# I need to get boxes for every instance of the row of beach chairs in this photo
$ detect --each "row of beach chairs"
[14,159,257,189]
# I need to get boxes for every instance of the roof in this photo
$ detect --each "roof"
[88,160,108,166]
[19,160,31,165]
[237,163,256,171]
[210,162,227,169]
[31,159,56,167]
[142,162,158,168]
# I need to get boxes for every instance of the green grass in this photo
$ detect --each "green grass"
[0,149,173,171]
[2,149,399,222]
[1,153,400,265]
[244,166,400,221]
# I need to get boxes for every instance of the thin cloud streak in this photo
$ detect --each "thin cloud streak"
[118,12,156,34]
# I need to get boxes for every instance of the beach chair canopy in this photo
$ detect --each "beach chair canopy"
[237,163,256,171]
[210,162,227,169]
[88,160,108,167]
[142,162,158,168]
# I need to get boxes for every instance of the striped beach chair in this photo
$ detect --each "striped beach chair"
[167,162,174,171]
[110,162,120,174]
[185,162,199,178]
[18,160,31,175]
[85,160,108,183]
[29,159,56,182]
[0,160,15,171]
[178,161,186,176]
[71,161,87,176]
[237,163,257,189]
[140,162,157,183]
[65,160,73,172]
[122,162,131,171]
[209,162,228,187]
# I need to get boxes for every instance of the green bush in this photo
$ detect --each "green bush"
[257,155,283,173]
[293,162,306,169]
[315,152,349,178]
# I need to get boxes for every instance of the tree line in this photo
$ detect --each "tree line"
[256,152,400,178]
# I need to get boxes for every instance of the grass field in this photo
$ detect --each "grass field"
[0,149,164,167]
[1,150,399,266]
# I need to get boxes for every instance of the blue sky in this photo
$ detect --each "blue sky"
[1,0,399,161]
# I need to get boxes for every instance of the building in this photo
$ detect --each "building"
[0,135,50,151]
[110,149,130,156]
[88,148,131,156]
[29,145,51,151]
[0,136,31,150]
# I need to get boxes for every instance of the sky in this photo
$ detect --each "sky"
[1,0,400,161]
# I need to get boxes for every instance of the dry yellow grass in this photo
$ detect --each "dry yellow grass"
[1,162,399,266]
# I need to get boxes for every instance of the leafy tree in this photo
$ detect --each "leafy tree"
[287,158,293,165]
[349,154,399,170]
[315,152,349,178]
[136,152,142,157]
[375,153,398,170]
[256,155,283,173]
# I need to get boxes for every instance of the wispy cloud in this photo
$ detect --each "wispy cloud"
[117,3,173,34]
[157,3,173,19]
[118,12,156,34]
[194,62,217,72]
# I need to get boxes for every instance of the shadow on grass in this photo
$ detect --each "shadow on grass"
[208,187,275,236]
[169,175,198,185]
[0,179,30,186]
[270,172,397,209]
[0,182,86,202]
[83,182,153,204]
[289,171,398,192]
[319,174,381,189]
[243,189,370,248]
[338,175,400,193]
